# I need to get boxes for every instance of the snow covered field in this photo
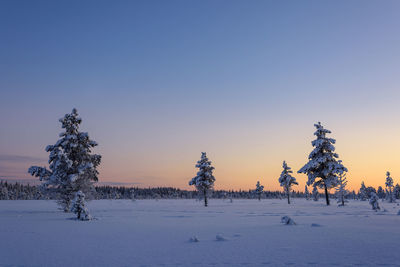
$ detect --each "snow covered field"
[1,199,399,267]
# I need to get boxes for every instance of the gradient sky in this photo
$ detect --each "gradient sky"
[1,0,400,191]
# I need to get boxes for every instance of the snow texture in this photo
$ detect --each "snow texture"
[0,199,399,266]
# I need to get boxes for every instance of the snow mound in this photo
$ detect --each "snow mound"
[281,216,296,225]
[189,236,199,242]
[216,234,227,241]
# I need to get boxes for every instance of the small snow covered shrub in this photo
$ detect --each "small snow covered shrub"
[385,171,396,203]
[254,181,264,201]
[278,161,298,204]
[369,192,380,211]
[336,170,349,206]
[281,216,296,225]
[71,191,92,220]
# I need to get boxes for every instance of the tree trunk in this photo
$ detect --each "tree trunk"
[204,189,208,207]
[324,184,330,206]
[287,188,290,204]
[258,195,261,201]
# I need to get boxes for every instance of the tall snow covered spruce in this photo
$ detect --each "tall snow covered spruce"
[255,181,264,201]
[71,190,92,220]
[335,170,349,206]
[385,171,395,203]
[28,109,101,212]
[189,152,215,207]
[278,161,298,204]
[298,122,347,206]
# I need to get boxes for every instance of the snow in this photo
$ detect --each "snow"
[1,199,399,266]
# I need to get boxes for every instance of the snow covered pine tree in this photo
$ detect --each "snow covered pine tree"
[304,185,310,200]
[28,109,101,212]
[312,186,319,201]
[255,181,264,201]
[71,191,92,220]
[336,169,349,206]
[359,181,368,201]
[298,122,347,206]
[278,161,298,204]
[385,171,395,203]
[189,152,216,207]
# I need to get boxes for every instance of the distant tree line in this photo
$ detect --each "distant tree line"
[1,181,399,201]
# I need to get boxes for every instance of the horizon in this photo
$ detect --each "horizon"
[1,0,400,191]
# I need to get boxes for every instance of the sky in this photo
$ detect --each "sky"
[1,0,400,191]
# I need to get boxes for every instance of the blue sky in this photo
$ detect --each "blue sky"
[1,0,400,190]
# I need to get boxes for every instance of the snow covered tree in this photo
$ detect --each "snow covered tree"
[279,161,298,204]
[377,186,385,199]
[359,181,368,201]
[369,192,380,211]
[394,184,400,199]
[298,122,347,206]
[335,171,348,206]
[254,181,264,201]
[312,186,319,201]
[189,152,215,207]
[304,185,310,200]
[385,171,395,203]
[28,108,101,212]
[71,191,92,220]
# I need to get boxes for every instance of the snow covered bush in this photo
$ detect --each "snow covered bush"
[298,122,347,206]
[369,192,380,211]
[385,171,395,203]
[278,161,298,204]
[189,152,215,207]
[71,191,92,220]
[254,181,264,201]
[28,108,101,212]
[281,216,296,225]
[336,170,349,206]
